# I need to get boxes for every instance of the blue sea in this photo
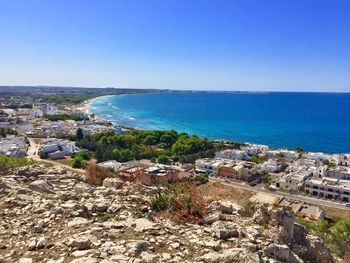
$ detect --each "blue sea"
[88,92,350,153]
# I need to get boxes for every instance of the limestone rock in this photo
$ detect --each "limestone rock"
[28,180,55,194]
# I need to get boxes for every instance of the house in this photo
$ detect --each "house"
[241,144,269,155]
[274,171,312,191]
[326,166,350,180]
[259,159,284,173]
[195,158,225,175]
[333,154,349,166]
[304,178,350,202]
[266,150,297,160]
[0,136,28,157]
[217,160,257,181]
[48,150,66,160]
[97,160,123,172]
[215,149,247,160]
[278,199,325,220]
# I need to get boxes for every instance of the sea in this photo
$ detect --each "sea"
[88,92,350,154]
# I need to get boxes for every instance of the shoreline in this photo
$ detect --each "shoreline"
[83,93,350,155]
[78,94,118,114]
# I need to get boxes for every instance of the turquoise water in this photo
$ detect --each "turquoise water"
[89,92,350,153]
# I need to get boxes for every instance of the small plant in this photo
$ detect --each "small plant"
[239,200,258,217]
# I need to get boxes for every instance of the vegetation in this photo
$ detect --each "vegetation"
[76,128,84,141]
[40,93,102,105]
[0,128,17,138]
[276,152,285,158]
[262,175,272,186]
[0,109,7,115]
[297,216,350,259]
[151,182,208,223]
[0,155,35,171]
[71,152,93,168]
[251,154,267,164]
[85,162,113,186]
[157,154,170,164]
[76,129,217,164]
[239,200,259,217]
[295,146,304,153]
[45,114,86,121]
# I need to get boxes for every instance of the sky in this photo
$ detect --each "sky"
[0,0,349,92]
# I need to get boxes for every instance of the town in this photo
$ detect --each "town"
[1,93,350,220]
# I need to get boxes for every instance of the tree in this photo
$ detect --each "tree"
[157,155,170,164]
[295,146,304,153]
[76,128,84,141]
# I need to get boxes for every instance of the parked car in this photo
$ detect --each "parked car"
[346,203,350,208]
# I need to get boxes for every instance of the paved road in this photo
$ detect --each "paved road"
[209,177,350,211]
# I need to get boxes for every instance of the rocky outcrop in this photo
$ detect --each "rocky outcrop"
[0,164,333,263]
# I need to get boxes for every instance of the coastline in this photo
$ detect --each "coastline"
[83,93,350,154]
[79,94,118,114]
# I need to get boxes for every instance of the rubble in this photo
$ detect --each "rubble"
[0,164,333,262]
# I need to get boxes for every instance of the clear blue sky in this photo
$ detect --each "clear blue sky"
[0,0,349,91]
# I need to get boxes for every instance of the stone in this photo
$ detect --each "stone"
[28,180,55,194]
[68,236,91,250]
[303,235,332,263]
[216,200,241,214]
[201,248,260,263]
[202,212,222,224]
[0,181,10,189]
[18,258,33,263]
[69,257,98,263]
[127,240,150,256]
[102,178,124,188]
[264,244,303,263]
[68,217,89,228]
[212,221,239,240]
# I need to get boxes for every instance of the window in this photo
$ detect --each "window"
[328,188,333,192]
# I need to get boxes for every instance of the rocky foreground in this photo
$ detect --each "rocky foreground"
[0,165,333,263]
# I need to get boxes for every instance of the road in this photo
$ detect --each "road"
[209,177,350,211]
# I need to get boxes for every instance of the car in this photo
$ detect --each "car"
[224,179,230,183]
[346,203,350,208]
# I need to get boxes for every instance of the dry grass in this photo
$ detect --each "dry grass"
[85,162,113,186]
[324,207,350,222]
[199,181,254,205]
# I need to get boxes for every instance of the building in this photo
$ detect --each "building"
[97,160,123,172]
[333,154,349,166]
[215,149,247,160]
[304,178,350,202]
[274,171,312,191]
[259,159,284,173]
[326,166,350,180]
[48,150,66,160]
[241,144,269,155]
[279,199,325,220]
[195,158,225,175]
[217,160,257,181]
[0,136,28,157]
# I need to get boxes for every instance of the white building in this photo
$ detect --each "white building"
[215,149,247,160]
[0,136,28,157]
[241,144,269,155]
[333,154,350,166]
[195,158,225,175]
[275,171,312,191]
[305,178,350,202]
[97,160,123,172]
[259,159,283,173]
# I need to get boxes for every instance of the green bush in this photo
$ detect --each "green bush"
[0,155,35,171]
[151,192,173,211]
[71,156,87,168]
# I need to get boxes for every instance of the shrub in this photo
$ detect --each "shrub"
[150,182,208,223]
[71,156,87,168]
[239,200,259,217]
[157,154,170,164]
[151,192,173,211]
[85,162,113,186]
[330,217,350,257]
[0,155,35,172]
